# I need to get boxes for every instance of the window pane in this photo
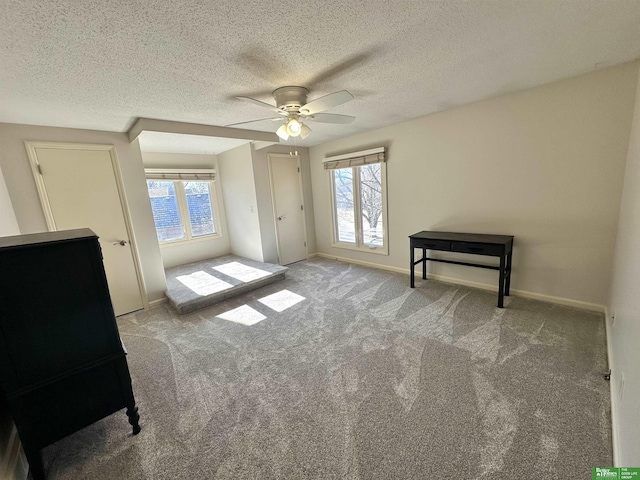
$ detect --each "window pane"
[359,164,384,247]
[184,181,216,237]
[333,168,356,244]
[147,181,184,242]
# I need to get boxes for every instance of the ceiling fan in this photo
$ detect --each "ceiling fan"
[230,86,355,140]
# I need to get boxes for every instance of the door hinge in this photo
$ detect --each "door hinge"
[37,163,43,175]
[297,167,300,173]
[304,241,307,247]
[300,205,303,211]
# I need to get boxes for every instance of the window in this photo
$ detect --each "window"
[327,148,387,254]
[147,179,220,244]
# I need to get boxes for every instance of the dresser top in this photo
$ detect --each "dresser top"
[409,231,514,245]
[0,228,97,250]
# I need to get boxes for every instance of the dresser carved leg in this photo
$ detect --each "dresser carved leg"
[126,405,141,435]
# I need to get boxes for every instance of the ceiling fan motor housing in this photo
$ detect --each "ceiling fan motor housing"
[273,86,309,111]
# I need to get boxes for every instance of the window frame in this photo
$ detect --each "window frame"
[147,179,222,247]
[329,161,389,255]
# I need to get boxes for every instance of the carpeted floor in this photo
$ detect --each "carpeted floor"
[41,258,612,479]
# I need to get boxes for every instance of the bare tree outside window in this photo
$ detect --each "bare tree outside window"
[332,163,385,248]
[359,163,383,246]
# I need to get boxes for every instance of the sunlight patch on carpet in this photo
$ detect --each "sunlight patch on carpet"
[213,262,271,282]
[258,289,305,312]
[216,305,266,326]
[177,271,233,296]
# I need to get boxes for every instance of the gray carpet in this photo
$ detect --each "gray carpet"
[40,258,612,479]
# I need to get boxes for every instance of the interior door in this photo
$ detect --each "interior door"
[269,154,307,265]
[26,142,145,315]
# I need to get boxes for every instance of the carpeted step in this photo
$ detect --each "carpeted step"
[164,255,288,314]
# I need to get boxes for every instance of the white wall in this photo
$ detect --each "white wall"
[310,61,639,309]
[607,65,640,465]
[250,144,317,264]
[141,152,231,268]
[0,123,167,302]
[217,143,264,262]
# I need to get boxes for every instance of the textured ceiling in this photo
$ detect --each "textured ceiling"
[1,0,640,153]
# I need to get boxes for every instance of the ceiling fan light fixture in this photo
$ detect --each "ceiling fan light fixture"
[286,118,302,137]
[236,86,356,142]
[276,124,289,140]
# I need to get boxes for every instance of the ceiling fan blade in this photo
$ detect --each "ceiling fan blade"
[307,113,355,124]
[236,96,280,113]
[226,117,282,127]
[300,90,354,115]
[306,51,373,87]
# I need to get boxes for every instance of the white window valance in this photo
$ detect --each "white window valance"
[144,168,216,180]
[323,147,386,170]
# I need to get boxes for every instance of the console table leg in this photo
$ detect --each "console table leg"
[505,251,512,296]
[422,248,427,279]
[498,255,505,308]
[126,405,141,435]
[410,246,415,288]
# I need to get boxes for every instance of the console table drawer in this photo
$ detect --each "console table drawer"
[451,242,503,256]
[412,239,451,251]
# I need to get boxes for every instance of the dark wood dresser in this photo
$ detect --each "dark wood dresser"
[0,229,140,480]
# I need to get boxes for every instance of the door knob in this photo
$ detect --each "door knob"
[113,240,128,246]
[278,215,286,221]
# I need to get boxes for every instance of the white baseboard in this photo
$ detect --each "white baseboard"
[314,253,605,313]
[307,253,318,259]
[148,297,168,308]
[604,306,620,466]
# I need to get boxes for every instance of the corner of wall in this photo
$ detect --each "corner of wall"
[604,60,640,467]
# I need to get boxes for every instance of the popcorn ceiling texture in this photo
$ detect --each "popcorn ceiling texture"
[41,258,611,479]
[1,1,640,149]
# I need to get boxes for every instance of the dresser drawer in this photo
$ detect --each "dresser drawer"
[412,239,451,251]
[451,242,503,256]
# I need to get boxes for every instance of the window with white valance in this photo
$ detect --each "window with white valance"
[322,147,386,170]
[144,168,216,181]
[144,168,220,245]
[325,147,388,254]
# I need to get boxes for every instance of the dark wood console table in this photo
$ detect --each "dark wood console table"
[409,231,514,308]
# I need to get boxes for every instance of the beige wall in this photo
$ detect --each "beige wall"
[0,164,19,237]
[607,65,640,465]
[141,152,231,268]
[0,123,166,302]
[217,143,264,261]
[250,144,316,264]
[310,61,639,309]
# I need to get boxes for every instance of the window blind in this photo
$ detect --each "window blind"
[144,168,216,180]
[323,147,385,170]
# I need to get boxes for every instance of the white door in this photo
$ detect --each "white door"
[269,154,307,265]
[26,142,145,315]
